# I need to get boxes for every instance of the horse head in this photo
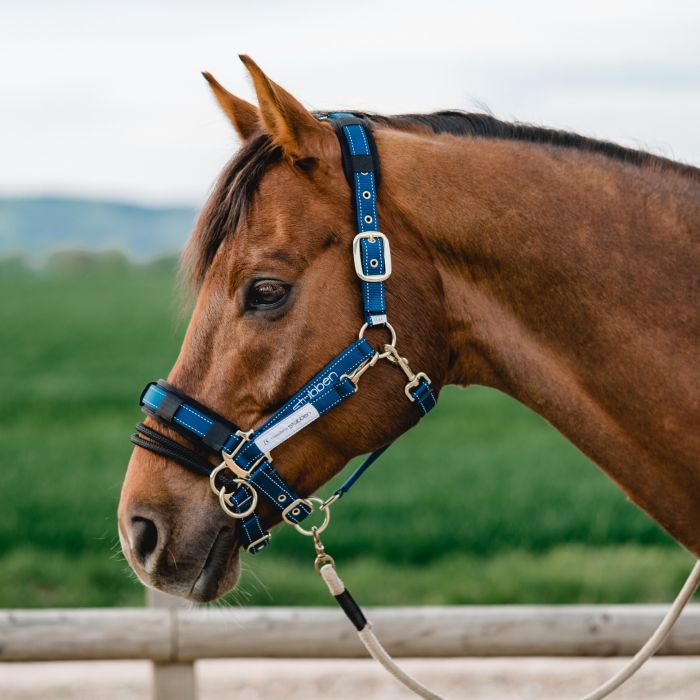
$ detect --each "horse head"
[118,56,449,600]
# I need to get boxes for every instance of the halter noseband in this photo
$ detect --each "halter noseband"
[130,114,437,553]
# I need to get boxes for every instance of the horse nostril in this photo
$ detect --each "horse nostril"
[130,516,159,566]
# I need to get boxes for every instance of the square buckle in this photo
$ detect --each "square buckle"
[281,497,312,525]
[352,232,392,282]
[245,533,271,553]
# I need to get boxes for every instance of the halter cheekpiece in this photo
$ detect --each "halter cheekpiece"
[130,114,437,553]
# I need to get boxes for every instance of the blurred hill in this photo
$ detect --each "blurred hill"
[0,196,197,261]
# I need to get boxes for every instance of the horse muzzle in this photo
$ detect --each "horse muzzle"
[118,493,242,603]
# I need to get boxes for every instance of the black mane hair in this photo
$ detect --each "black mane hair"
[356,110,699,179]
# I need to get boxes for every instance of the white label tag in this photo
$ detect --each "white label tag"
[253,404,320,453]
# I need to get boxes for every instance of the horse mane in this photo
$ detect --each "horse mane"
[184,110,700,286]
[358,110,700,180]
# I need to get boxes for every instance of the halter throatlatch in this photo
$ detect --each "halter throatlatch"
[130,114,437,553]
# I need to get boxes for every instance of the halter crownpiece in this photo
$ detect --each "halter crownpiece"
[130,114,437,553]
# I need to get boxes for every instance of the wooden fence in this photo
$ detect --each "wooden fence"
[2,604,699,699]
[2,604,700,660]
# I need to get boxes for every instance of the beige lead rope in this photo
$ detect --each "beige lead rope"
[319,559,700,700]
[320,563,443,700]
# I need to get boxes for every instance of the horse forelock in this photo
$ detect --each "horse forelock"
[182,134,283,288]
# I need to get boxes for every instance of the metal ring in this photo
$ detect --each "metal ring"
[218,479,258,519]
[292,497,331,537]
[358,321,397,348]
[362,190,371,199]
[210,463,234,496]
[364,215,373,224]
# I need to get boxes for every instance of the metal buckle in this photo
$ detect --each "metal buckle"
[282,497,313,525]
[218,430,272,481]
[218,479,257,519]
[207,433,271,522]
[352,232,392,282]
[245,533,271,553]
[216,430,253,478]
[404,372,431,401]
[340,351,380,388]
[222,449,270,480]
[229,429,253,457]
[380,344,432,402]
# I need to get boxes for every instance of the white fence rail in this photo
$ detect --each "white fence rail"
[2,604,700,662]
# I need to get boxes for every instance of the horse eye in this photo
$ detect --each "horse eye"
[246,280,290,310]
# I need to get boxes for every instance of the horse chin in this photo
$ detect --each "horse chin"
[120,521,242,603]
[186,526,241,603]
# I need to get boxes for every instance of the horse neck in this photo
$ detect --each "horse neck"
[379,128,700,556]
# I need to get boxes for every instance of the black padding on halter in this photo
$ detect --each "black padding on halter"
[350,154,374,173]
[155,380,238,429]
[328,114,380,188]
[202,422,231,452]
[334,588,367,631]
[155,393,182,422]
[140,379,241,456]
[331,115,365,128]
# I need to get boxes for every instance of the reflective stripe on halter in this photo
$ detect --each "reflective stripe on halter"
[131,115,437,553]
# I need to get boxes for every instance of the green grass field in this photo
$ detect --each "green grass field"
[0,257,694,607]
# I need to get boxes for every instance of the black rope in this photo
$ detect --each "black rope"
[130,422,235,489]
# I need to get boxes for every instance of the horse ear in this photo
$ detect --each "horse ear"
[238,54,330,158]
[202,71,260,140]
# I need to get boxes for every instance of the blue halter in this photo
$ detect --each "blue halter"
[131,114,437,553]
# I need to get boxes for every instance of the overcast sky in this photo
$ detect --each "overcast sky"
[1,0,699,206]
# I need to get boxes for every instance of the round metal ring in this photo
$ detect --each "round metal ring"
[358,321,397,348]
[362,190,371,199]
[209,462,236,496]
[218,479,258,519]
[293,497,331,537]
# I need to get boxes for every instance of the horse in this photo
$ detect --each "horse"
[118,55,700,603]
